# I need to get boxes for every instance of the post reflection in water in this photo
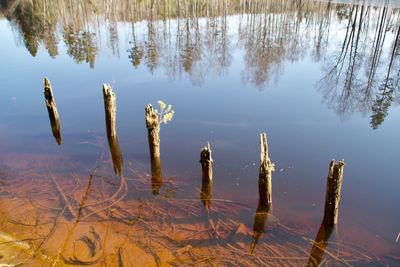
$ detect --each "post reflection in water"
[103,84,123,176]
[249,204,270,255]
[200,178,212,213]
[150,155,163,195]
[307,222,335,267]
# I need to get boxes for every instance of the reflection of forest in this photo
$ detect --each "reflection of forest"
[1,0,399,128]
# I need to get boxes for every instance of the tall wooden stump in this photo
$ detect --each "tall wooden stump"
[323,160,345,226]
[250,133,274,253]
[200,143,213,181]
[145,104,163,194]
[43,77,62,145]
[200,143,213,212]
[103,84,123,176]
[258,132,275,211]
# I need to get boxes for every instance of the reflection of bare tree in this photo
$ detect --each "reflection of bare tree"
[319,4,400,128]
[370,25,400,129]
[2,0,400,126]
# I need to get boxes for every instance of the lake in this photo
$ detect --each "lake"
[0,0,399,266]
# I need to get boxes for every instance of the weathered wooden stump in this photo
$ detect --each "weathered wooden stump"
[43,77,62,145]
[250,133,275,253]
[200,143,213,181]
[323,160,345,226]
[103,84,123,176]
[200,143,213,212]
[145,104,163,194]
[103,84,117,138]
[258,132,275,211]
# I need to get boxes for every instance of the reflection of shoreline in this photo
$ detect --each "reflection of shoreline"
[1,0,399,125]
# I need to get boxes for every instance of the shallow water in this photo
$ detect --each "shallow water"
[0,0,399,266]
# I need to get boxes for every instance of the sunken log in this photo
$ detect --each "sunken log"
[103,84,123,176]
[258,132,275,211]
[43,77,62,145]
[323,160,345,226]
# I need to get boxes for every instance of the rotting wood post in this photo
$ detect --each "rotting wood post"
[200,143,213,181]
[323,160,345,226]
[258,132,275,211]
[146,104,163,194]
[145,104,161,160]
[103,84,117,138]
[103,84,123,176]
[43,77,62,145]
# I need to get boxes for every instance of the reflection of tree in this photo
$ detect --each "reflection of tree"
[4,0,59,57]
[319,4,400,128]
[128,23,144,68]
[145,20,159,73]
[3,0,400,127]
[63,26,97,68]
[370,25,400,129]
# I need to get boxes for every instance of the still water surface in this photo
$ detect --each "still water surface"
[0,0,399,265]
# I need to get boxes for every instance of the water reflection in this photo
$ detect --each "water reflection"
[249,205,269,255]
[319,4,400,128]
[2,0,399,128]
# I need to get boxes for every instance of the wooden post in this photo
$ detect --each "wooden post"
[323,160,345,226]
[199,143,213,212]
[103,84,123,176]
[145,104,163,194]
[43,77,62,145]
[145,104,161,159]
[103,84,117,138]
[200,143,213,181]
[258,132,275,211]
